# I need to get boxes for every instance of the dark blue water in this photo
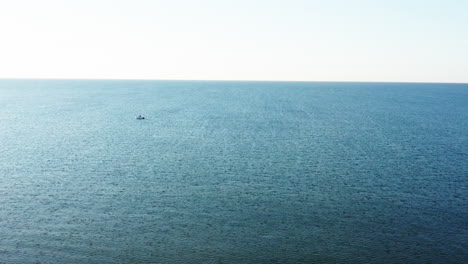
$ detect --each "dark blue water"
[0,80,467,263]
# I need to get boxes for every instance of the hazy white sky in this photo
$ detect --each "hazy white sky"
[0,0,467,82]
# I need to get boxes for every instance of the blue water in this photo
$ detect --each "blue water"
[0,79,467,263]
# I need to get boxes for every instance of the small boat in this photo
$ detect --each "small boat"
[135,115,145,120]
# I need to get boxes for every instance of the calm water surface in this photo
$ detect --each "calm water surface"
[0,80,467,263]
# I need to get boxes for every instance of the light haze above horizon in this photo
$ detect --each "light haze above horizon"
[0,0,467,83]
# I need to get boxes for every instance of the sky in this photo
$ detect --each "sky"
[0,0,467,82]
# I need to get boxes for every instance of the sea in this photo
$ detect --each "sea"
[0,79,466,264]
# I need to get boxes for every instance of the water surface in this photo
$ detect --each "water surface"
[0,80,467,263]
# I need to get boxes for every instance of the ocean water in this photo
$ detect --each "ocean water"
[0,79,466,263]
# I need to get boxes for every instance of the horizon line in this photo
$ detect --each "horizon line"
[0,77,467,85]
